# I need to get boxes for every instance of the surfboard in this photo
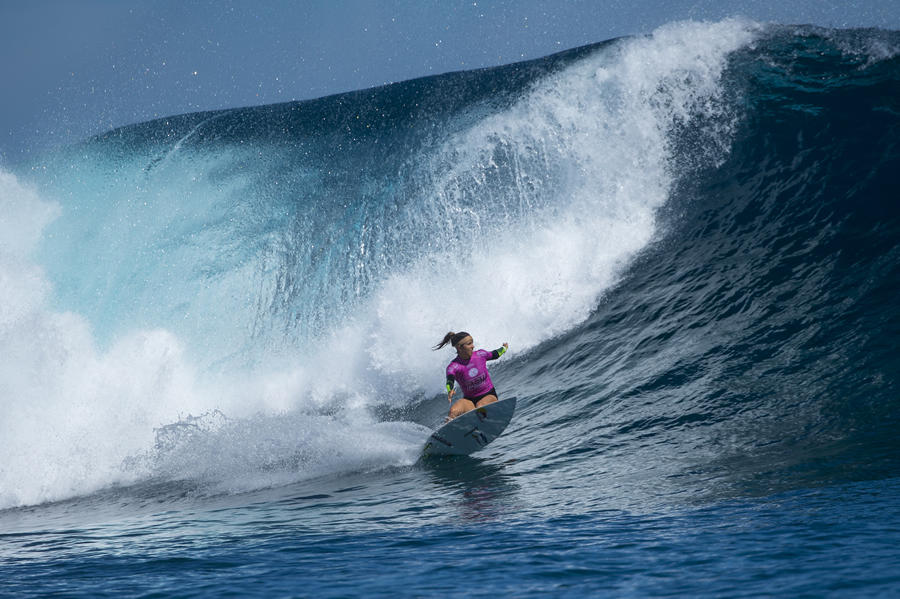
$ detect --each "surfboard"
[422,396,517,456]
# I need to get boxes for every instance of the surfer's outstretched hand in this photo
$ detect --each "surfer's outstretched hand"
[447,390,456,403]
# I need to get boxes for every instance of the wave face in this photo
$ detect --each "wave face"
[2,20,900,510]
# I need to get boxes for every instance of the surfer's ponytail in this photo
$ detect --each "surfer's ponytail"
[433,331,470,350]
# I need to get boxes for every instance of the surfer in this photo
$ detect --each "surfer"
[434,331,508,421]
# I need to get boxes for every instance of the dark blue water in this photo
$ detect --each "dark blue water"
[2,20,900,597]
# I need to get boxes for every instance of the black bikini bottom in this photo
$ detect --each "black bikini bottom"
[464,387,498,403]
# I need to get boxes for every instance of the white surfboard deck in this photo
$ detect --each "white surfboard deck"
[423,396,516,456]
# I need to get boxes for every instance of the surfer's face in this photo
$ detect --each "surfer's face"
[455,336,474,359]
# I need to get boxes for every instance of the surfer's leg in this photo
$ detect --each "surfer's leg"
[474,394,498,408]
[448,398,476,420]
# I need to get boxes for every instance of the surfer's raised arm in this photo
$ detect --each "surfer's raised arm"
[434,331,509,421]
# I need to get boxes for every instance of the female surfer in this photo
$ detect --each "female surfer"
[434,331,508,420]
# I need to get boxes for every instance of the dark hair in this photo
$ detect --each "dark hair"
[433,331,471,351]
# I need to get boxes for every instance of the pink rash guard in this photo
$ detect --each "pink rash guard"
[446,349,498,399]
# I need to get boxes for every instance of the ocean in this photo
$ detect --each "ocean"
[2,19,900,597]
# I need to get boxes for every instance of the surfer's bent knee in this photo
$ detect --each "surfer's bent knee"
[449,398,476,418]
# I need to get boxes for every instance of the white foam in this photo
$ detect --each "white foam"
[0,173,210,507]
[0,171,421,509]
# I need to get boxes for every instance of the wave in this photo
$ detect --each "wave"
[2,20,899,509]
